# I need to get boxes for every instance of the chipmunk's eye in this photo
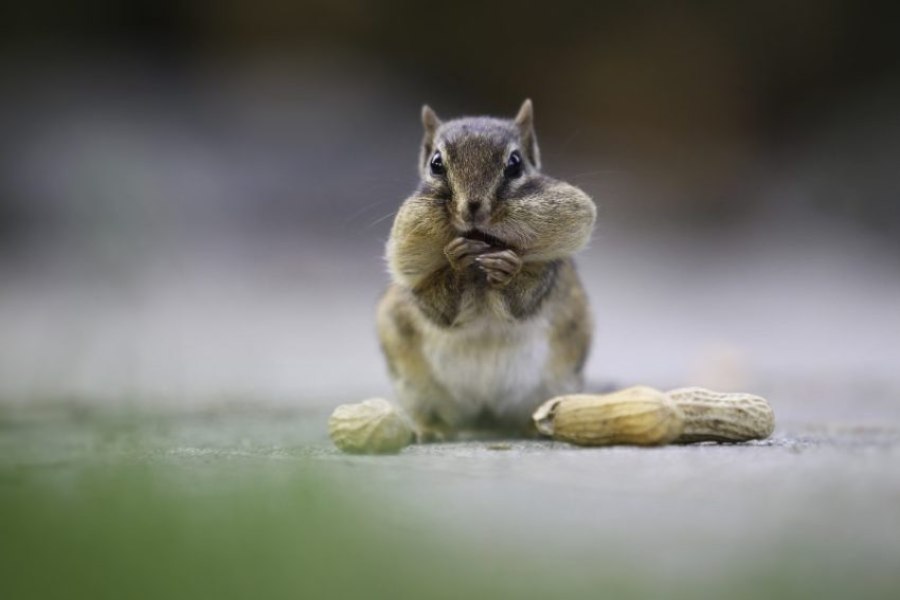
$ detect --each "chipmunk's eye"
[429,151,445,176]
[504,150,523,179]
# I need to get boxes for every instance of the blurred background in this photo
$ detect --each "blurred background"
[1,0,899,407]
[3,3,900,599]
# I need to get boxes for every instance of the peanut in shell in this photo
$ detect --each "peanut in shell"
[328,398,414,454]
[532,386,684,447]
[666,387,775,443]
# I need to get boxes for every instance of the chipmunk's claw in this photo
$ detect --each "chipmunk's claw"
[444,237,491,271]
[476,249,522,288]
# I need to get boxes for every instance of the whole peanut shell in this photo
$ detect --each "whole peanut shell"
[532,386,685,446]
[666,387,775,443]
[328,398,414,454]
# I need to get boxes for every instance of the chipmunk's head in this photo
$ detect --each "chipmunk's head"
[417,100,542,236]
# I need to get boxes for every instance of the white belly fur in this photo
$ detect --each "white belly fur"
[421,315,552,424]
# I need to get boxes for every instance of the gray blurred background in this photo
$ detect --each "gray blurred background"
[1,0,898,410]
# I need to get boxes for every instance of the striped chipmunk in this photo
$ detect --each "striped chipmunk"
[377,100,597,440]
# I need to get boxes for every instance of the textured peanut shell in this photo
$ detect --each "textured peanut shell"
[532,386,685,446]
[667,387,775,443]
[328,398,414,454]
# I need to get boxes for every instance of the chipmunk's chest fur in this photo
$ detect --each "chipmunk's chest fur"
[421,313,551,422]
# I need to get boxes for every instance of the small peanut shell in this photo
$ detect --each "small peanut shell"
[328,398,414,454]
[666,387,775,443]
[532,386,685,447]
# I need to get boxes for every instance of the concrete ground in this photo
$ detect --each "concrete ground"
[3,388,898,598]
[325,407,900,592]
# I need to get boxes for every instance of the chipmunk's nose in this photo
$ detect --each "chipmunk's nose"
[455,197,488,229]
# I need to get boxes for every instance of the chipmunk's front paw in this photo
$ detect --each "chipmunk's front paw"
[476,249,522,288]
[444,237,491,271]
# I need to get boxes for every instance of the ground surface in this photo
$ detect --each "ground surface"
[2,385,899,599]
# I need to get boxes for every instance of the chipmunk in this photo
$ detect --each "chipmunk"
[377,100,596,440]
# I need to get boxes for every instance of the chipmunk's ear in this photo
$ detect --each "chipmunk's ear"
[421,104,442,157]
[514,99,540,169]
[422,104,441,134]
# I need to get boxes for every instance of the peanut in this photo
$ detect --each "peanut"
[666,387,775,443]
[532,386,684,446]
[328,398,414,454]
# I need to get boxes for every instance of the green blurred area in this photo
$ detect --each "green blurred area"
[2,408,898,600]
[0,408,621,600]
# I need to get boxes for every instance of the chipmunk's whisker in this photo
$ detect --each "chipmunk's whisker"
[344,199,396,224]
[367,210,398,228]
